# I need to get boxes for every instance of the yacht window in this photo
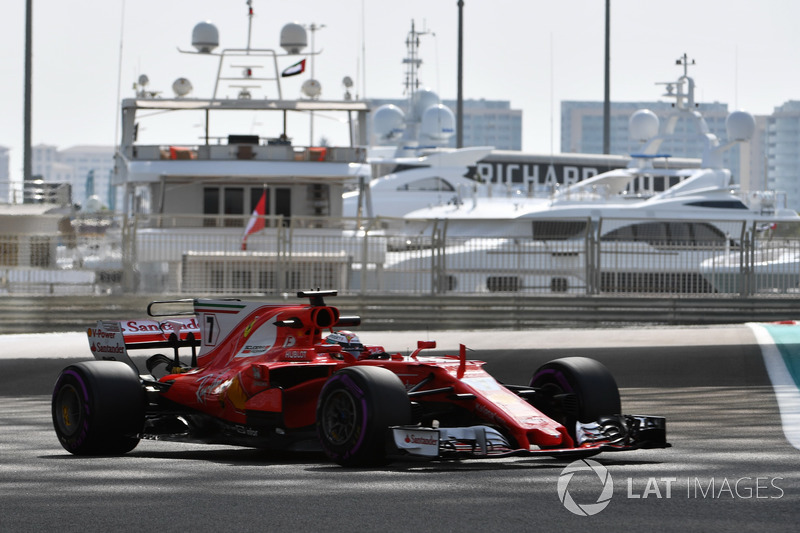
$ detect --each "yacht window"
[685,200,748,210]
[603,222,667,243]
[691,223,727,245]
[668,222,692,245]
[652,176,664,192]
[250,187,270,214]
[603,224,637,241]
[224,188,244,227]
[396,177,455,192]
[603,221,727,246]
[531,220,588,240]
[203,187,220,227]
[203,188,219,214]
[275,188,291,220]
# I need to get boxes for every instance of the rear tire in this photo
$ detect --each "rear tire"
[317,366,411,467]
[529,357,620,441]
[52,361,145,455]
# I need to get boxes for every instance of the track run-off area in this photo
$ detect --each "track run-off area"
[1,323,799,531]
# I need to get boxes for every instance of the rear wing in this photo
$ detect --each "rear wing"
[87,293,360,371]
[87,316,201,370]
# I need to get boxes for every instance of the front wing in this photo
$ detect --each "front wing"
[390,415,668,460]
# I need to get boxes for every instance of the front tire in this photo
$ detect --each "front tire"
[529,357,621,441]
[52,361,145,455]
[316,366,411,467]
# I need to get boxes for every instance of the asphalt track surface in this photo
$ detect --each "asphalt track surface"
[1,326,799,532]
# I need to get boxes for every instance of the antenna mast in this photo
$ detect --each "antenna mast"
[403,20,431,109]
[246,0,254,52]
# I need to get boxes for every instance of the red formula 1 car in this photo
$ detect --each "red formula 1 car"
[52,290,667,466]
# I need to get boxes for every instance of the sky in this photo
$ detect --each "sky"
[2,0,800,182]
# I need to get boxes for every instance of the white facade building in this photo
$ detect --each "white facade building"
[32,144,117,210]
[0,146,10,202]
[767,101,800,212]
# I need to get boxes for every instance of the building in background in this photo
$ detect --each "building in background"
[32,145,117,210]
[441,99,522,150]
[0,146,10,202]
[766,101,800,212]
[560,100,750,188]
[368,98,522,150]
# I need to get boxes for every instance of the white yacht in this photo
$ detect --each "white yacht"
[114,16,384,293]
[699,235,800,294]
[343,145,494,219]
[373,57,799,294]
[341,20,495,220]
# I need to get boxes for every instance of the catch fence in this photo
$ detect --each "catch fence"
[2,213,799,299]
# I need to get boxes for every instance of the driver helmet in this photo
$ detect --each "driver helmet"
[324,330,364,354]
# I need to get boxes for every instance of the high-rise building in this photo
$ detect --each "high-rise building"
[560,100,749,189]
[441,99,522,150]
[767,101,800,211]
[32,144,117,209]
[368,98,522,150]
[0,146,10,202]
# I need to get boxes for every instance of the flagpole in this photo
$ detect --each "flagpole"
[603,0,611,154]
[246,0,254,53]
[456,0,464,149]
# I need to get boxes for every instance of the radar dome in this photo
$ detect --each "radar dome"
[420,104,455,141]
[412,89,440,121]
[192,21,219,54]
[726,110,756,142]
[629,109,660,142]
[172,77,193,97]
[301,79,322,98]
[281,23,307,54]
[83,195,105,213]
[373,104,406,143]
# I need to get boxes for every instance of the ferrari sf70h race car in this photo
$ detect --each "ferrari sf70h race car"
[52,290,668,466]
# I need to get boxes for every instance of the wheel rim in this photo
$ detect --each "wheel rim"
[320,389,358,446]
[55,384,83,438]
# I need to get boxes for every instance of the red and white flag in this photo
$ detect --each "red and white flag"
[281,59,306,77]
[242,190,267,250]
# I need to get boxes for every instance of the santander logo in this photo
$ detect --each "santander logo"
[405,434,437,446]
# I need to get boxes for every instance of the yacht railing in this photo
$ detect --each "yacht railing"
[123,144,367,163]
[0,180,72,206]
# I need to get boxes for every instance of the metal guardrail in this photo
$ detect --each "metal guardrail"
[2,294,800,335]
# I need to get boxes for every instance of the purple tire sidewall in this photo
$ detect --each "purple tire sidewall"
[319,372,369,459]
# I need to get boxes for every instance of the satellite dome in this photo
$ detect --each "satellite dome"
[412,88,440,121]
[420,104,455,141]
[192,21,219,54]
[281,23,307,54]
[373,104,406,143]
[172,77,193,97]
[301,79,322,98]
[629,109,660,142]
[83,195,105,213]
[726,110,756,142]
